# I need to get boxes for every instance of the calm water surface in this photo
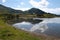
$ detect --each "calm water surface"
[13,18,60,37]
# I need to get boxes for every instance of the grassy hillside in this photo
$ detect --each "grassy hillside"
[0,20,41,40]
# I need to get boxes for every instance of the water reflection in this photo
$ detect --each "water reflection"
[13,19,48,33]
[13,18,60,37]
[34,18,60,37]
[13,21,33,31]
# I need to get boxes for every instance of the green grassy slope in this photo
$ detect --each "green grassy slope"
[0,20,41,40]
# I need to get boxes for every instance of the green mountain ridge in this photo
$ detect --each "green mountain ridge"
[0,4,23,14]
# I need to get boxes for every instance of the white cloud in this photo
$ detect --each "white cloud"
[29,0,60,14]
[20,2,25,5]
[29,0,49,8]
[2,0,6,3]
[14,8,30,11]
[40,7,60,14]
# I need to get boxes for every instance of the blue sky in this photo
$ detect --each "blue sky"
[0,0,60,14]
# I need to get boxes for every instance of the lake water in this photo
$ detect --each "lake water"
[13,18,60,38]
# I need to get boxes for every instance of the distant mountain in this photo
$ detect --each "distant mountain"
[0,4,59,18]
[0,4,23,14]
[25,8,46,14]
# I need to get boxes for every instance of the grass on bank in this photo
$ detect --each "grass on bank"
[0,20,42,40]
